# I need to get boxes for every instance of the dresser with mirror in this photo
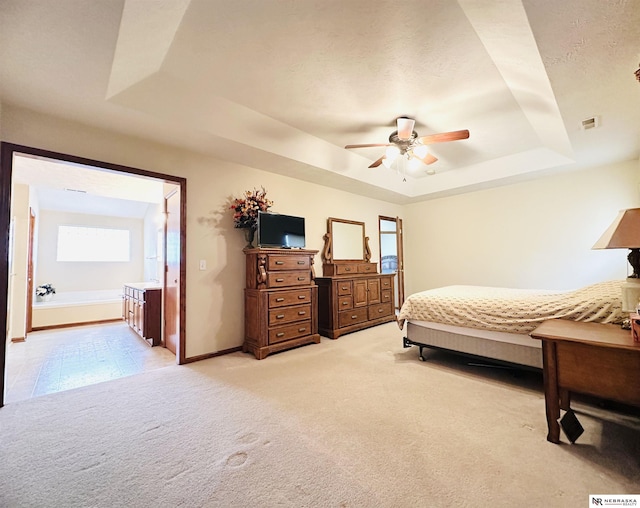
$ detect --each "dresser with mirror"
[316,218,395,339]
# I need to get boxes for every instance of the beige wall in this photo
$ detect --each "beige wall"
[403,160,640,294]
[36,210,145,292]
[3,104,639,358]
[2,105,403,358]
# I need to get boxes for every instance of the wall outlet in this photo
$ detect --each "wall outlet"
[199,259,206,271]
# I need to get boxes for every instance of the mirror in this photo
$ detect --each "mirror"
[323,218,370,262]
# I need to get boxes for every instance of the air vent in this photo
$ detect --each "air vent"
[581,116,600,130]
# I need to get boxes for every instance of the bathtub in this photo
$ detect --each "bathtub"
[32,289,123,329]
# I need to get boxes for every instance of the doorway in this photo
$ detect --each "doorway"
[0,142,187,408]
[379,216,405,311]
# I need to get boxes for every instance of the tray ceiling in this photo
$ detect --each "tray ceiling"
[1,0,639,204]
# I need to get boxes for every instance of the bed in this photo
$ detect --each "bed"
[397,280,625,369]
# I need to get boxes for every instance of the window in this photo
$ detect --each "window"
[57,225,130,262]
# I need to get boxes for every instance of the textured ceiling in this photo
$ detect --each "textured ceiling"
[1,0,639,205]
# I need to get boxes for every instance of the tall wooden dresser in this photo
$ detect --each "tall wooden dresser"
[243,248,320,359]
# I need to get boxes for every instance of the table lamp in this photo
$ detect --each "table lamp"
[593,208,640,312]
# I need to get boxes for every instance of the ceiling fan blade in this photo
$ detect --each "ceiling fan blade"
[345,143,391,149]
[415,153,438,165]
[368,156,385,168]
[397,117,415,140]
[418,129,470,145]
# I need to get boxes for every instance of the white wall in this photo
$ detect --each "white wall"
[2,105,404,358]
[36,210,144,292]
[403,160,640,294]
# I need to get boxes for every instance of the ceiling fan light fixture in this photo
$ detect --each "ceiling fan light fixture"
[385,145,400,163]
[396,117,415,140]
[408,156,423,171]
[412,144,429,159]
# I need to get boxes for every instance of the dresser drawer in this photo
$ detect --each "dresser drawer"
[338,307,368,328]
[268,288,312,308]
[269,320,313,344]
[380,276,393,290]
[369,302,394,320]
[357,263,377,273]
[335,264,358,275]
[267,271,311,288]
[268,255,310,271]
[338,295,353,310]
[381,289,392,304]
[337,281,352,295]
[269,304,311,326]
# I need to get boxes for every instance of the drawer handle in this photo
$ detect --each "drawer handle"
[275,297,285,302]
[341,287,348,291]
[351,315,358,319]
[276,332,285,338]
[345,267,352,271]
[342,301,348,306]
[275,261,284,265]
[298,311,306,316]
[298,295,306,300]
[378,308,383,313]
[276,278,284,282]
[297,277,305,281]
[297,261,305,265]
[276,314,285,319]
[298,327,307,332]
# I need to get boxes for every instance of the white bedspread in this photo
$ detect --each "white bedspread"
[397,280,624,334]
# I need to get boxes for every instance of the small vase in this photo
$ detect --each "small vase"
[243,227,256,248]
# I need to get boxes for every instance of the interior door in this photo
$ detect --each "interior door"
[164,189,180,356]
[26,209,35,333]
[396,217,405,308]
[378,216,405,311]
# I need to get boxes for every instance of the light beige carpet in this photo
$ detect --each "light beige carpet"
[1,322,638,507]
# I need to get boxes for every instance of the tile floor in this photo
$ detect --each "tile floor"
[4,321,176,403]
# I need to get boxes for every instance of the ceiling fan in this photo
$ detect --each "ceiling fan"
[345,117,470,169]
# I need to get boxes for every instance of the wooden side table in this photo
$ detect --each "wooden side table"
[530,319,640,443]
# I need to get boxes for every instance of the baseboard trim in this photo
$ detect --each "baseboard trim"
[11,337,25,343]
[32,318,122,331]
[183,346,243,364]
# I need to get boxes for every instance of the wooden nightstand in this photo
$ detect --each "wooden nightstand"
[530,319,640,443]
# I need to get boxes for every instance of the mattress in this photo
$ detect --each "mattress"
[397,280,624,334]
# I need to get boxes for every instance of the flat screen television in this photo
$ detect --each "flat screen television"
[258,211,305,248]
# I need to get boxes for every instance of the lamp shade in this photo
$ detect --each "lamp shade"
[592,208,640,249]
[396,117,415,140]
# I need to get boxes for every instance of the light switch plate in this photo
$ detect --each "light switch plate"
[199,259,206,270]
